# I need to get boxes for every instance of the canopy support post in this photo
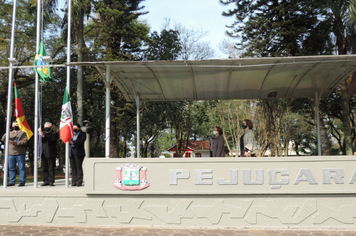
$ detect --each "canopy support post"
[136,94,140,158]
[315,91,321,156]
[105,65,110,158]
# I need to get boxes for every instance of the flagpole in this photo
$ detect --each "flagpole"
[3,0,18,188]
[33,0,41,189]
[65,0,72,188]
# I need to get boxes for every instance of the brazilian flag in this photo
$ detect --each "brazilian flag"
[33,41,53,83]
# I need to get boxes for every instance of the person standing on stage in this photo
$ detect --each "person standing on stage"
[240,119,258,157]
[39,122,59,187]
[69,124,86,186]
[210,126,225,157]
[1,121,28,187]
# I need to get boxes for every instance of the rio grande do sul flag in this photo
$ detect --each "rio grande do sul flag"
[59,87,74,143]
[33,40,53,83]
[14,83,33,140]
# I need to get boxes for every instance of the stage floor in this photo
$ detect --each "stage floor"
[0,179,86,197]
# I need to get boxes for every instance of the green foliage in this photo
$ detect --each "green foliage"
[150,101,215,157]
[220,0,356,156]
[164,153,172,158]
[144,29,182,60]
[154,129,176,154]
[220,0,333,57]
[92,0,149,60]
[205,100,248,155]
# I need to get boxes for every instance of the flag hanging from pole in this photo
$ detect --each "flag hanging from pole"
[14,83,33,140]
[33,40,53,83]
[59,87,74,143]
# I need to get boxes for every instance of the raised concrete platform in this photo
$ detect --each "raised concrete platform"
[1,157,356,229]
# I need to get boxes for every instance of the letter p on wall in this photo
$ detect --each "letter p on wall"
[169,169,190,185]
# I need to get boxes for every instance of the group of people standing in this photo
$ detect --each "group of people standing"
[210,119,258,157]
[1,121,86,187]
[2,118,257,186]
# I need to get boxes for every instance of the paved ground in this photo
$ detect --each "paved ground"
[0,225,355,236]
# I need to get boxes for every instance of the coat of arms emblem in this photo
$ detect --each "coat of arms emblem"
[113,163,150,191]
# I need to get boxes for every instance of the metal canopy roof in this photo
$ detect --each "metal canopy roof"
[70,55,356,102]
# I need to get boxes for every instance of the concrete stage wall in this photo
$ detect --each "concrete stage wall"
[0,157,356,229]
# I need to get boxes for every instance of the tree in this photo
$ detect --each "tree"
[144,29,181,60]
[220,0,333,57]
[206,100,248,156]
[93,0,149,61]
[160,101,214,158]
[220,0,339,155]
[162,19,215,60]
[174,23,215,60]
[323,0,356,155]
[218,38,243,58]
[139,102,170,157]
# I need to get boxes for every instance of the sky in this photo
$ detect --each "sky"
[139,0,236,59]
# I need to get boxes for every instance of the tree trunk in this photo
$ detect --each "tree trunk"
[175,125,185,157]
[263,100,279,157]
[340,81,353,155]
[110,107,119,158]
[175,124,180,157]
[222,127,232,156]
[142,138,148,157]
[123,135,127,158]
[92,126,102,156]
[295,142,299,156]
[319,118,332,155]
[309,98,332,155]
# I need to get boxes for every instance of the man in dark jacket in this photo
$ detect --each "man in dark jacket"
[69,123,86,186]
[40,122,59,186]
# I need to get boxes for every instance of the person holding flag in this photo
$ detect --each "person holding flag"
[13,83,33,140]
[1,121,28,186]
[39,122,59,187]
[1,83,32,187]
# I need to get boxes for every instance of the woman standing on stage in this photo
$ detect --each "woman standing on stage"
[240,119,258,157]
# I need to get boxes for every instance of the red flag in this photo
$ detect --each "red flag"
[14,83,33,140]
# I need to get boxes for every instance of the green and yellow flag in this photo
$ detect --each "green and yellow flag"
[33,40,53,83]
[14,83,33,140]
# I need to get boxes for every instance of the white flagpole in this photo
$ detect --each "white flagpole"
[136,94,140,158]
[65,0,72,188]
[33,0,41,188]
[3,0,18,188]
[105,65,110,158]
